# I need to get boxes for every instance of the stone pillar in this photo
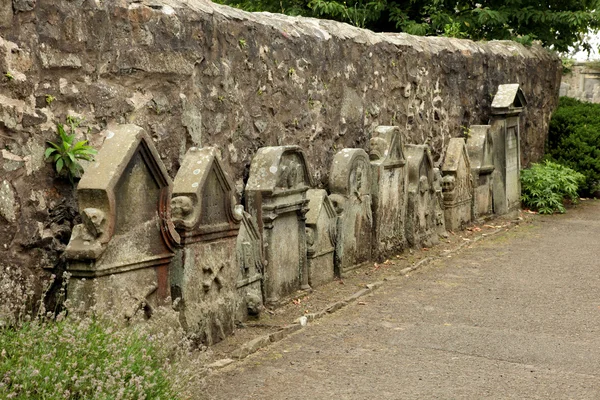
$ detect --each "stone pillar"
[369,126,407,258]
[466,125,495,220]
[65,124,179,318]
[170,147,242,344]
[305,189,336,287]
[329,148,372,276]
[405,144,440,248]
[245,146,313,306]
[441,138,474,231]
[490,84,527,216]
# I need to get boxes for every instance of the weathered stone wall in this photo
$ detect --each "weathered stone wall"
[560,63,600,102]
[0,0,561,282]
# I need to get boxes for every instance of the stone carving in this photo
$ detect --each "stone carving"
[305,189,336,287]
[467,125,495,219]
[369,126,407,257]
[490,84,527,215]
[235,205,264,319]
[245,146,313,306]
[441,138,474,231]
[169,146,242,344]
[65,124,179,316]
[329,148,372,275]
[405,144,440,248]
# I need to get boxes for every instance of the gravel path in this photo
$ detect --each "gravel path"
[201,201,600,399]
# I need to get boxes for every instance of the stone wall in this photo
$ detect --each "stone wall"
[560,63,600,102]
[0,0,561,285]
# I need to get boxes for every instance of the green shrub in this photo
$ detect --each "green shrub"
[547,97,600,196]
[0,315,177,399]
[520,160,584,214]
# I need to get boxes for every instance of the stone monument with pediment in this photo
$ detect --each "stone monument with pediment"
[369,126,407,258]
[65,124,180,318]
[405,144,440,248]
[245,146,313,306]
[329,148,372,275]
[305,189,336,287]
[467,125,495,219]
[170,146,242,344]
[490,84,527,215]
[441,138,474,231]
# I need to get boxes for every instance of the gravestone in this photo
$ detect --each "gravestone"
[467,125,495,219]
[405,144,439,248]
[490,84,527,215]
[245,146,313,306]
[441,138,473,231]
[235,205,264,320]
[170,146,242,344]
[329,148,372,275]
[369,126,407,258]
[305,189,336,287]
[65,124,179,317]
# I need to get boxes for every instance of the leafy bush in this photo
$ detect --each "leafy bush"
[520,160,584,214]
[45,117,97,184]
[547,97,600,197]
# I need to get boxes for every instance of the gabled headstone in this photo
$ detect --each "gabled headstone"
[170,147,242,344]
[329,148,372,275]
[369,126,407,257]
[235,206,264,320]
[245,146,313,306]
[65,124,179,316]
[405,144,440,248]
[490,84,527,215]
[441,138,474,231]
[305,189,336,287]
[467,125,495,219]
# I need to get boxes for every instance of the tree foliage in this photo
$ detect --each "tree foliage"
[213,0,600,52]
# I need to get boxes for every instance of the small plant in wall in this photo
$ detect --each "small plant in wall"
[44,117,97,184]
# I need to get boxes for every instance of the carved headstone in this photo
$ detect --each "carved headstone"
[170,147,241,344]
[65,124,179,317]
[245,146,313,306]
[235,206,264,320]
[329,148,372,275]
[405,144,440,248]
[441,138,474,231]
[467,125,495,219]
[490,84,527,215]
[369,126,407,257]
[305,189,336,287]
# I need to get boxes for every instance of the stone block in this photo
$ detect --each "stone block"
[170,146,242,344]
[329,148,372,276]
[441,138,474,231]
[305,189,336,287]
[467,125,494,219]
[405,144,441,247]
[245,146,313,306]
[65,124,179,316]
[369,126,407,258]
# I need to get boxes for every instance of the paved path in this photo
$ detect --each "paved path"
[202,202,600,399]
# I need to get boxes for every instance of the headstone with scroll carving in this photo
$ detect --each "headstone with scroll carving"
[467,125,495,219]
[169,146,242,344]
[369,126,407,258]
[65,124,179,317]
[245,146,313,306]
[305,189,336,287]
[329,148,372,275]
[490,84,527,215]
[441,138,473,231]
[405,144,440,248]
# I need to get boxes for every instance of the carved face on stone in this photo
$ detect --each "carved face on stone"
[442,175,456,192]
[81,208,106,238]
[305,227,315,248]
[369,137,387,161]
[171,196,194,220]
